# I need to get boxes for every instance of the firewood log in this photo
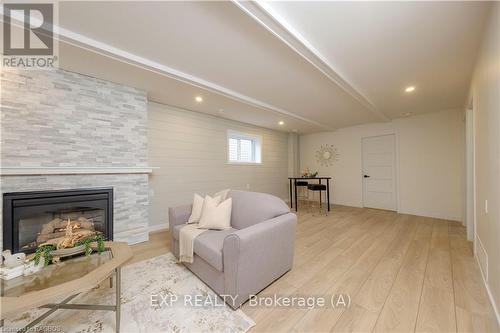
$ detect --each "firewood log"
[77,217,94,229]
[40,218,61,235]
[36,231,65,243]
[39,229,96,249]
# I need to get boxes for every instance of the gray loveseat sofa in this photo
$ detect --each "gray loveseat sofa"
[169,190,297,309]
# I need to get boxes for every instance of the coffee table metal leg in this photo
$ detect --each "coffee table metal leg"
[18,271,120,332]
[24,293,79,332]
[116,267,121,333]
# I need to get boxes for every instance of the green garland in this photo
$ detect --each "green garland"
[75,234,105,257]
[34,244,56,266]
[34,234,105,266]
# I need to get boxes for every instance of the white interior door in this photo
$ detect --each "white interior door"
[362,134,397,211]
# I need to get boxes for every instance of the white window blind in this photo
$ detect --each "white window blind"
[228,138,239,161]
[227,130,262,164]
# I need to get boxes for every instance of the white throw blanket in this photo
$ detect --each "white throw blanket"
[178,224,206,263]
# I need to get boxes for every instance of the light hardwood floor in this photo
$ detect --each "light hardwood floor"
[131,205,499,332]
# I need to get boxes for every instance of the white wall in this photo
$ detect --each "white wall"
[470,2,500,318]
[300,122,394,208]
[299,109,465,221]
[148,102,289,229]
[396,110,465,220]
[288,133,300,177]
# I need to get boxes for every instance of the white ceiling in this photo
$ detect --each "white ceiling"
[261,1,490,117]
[51,1,491,133]
[59,42,322,134]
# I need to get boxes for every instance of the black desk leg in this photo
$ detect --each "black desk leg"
[327,179,330,211]
[289,179,293,209]
[294,179,298,212]
[318,179,322,208]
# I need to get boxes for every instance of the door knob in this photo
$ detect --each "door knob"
[364,175,370,178]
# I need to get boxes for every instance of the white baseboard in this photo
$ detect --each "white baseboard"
[148,223,169,233]
[475,233,489,281]
[474,235,500,326]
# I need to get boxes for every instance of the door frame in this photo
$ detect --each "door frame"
[465,107,476,244]
[361,133,400,212]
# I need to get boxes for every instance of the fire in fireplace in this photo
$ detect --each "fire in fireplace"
[3,188,113,253]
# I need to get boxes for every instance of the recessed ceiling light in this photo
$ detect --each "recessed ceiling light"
[195,96,203,102]
[218,108,224,113]
[405,86,416,93]
[278,121,285,126]
[402,112,412,117]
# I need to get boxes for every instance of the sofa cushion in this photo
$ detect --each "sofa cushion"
[228,190,290,229]
[172,224,236,271]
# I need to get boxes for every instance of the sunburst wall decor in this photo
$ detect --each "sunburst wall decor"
[315,144,339,167]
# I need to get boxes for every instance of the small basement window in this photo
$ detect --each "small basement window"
[227,130,262,164]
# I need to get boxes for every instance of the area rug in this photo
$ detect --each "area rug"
[6,253,256,333]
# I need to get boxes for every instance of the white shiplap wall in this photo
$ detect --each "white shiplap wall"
[148,102,289,229]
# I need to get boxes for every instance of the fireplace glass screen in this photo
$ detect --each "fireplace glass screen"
[3,189,113,253]
[18,206,106,252]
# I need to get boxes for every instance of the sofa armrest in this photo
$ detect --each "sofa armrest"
[168,204,192,229]
[223,212,297,307]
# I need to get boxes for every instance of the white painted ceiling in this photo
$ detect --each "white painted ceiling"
[52,1,491,133]
[59,42,322,134]
[262,1,490,117]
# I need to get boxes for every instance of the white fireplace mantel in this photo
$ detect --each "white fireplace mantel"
[0,167,159,176]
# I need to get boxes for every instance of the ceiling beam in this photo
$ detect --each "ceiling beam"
[232,0,390,122]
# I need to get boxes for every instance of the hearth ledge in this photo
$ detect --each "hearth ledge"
[0,167,158,176]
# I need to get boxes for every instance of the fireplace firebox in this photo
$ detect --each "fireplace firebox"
[3,188,113,253]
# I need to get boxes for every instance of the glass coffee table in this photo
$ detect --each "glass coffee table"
[0,242,132,332]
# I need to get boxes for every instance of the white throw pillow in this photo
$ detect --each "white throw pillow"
[198,197,232,230]
[213,189,230,201]
[188,194,222,224]
[187,193,205,224]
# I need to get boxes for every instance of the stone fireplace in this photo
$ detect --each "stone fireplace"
[1,68,151,251]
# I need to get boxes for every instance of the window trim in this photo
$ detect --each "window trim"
[227,130,262,165]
